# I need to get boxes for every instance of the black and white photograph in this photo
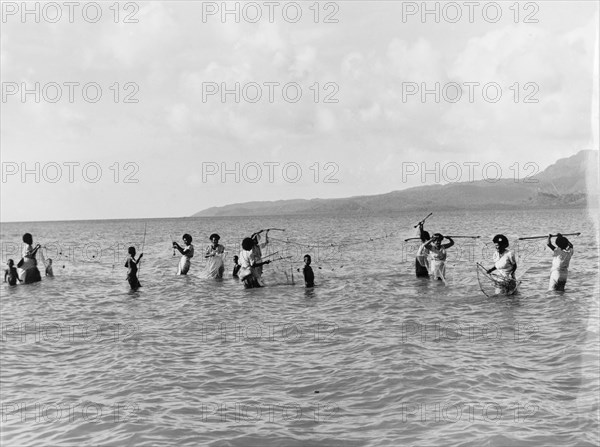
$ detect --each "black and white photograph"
[1,1,599,446]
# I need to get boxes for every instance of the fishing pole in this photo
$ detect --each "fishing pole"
[413,213,432,228]
[262,251,280,259]
[251,228,286,238]
[518,232,581,240]
[139,223,147,273]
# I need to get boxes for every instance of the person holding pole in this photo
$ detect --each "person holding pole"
[486,234,517,293]
[415,222,431,278]
[547,233,574,291]
[424,233,454,282]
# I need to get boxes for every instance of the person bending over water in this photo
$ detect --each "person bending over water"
[18,233,42,284]
[547,233,574,291]
[173,234,194,275]
[238,237,271,288]
[486,234,517,292]
[424,233,454,281]
[125,246,143,290]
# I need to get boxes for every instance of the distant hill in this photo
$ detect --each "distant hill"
[193,150,599,217]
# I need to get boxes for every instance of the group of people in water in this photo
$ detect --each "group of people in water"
[3,233,53,286]
[414,221,575,292]
[124,229,314,291]
[4,224,574,294]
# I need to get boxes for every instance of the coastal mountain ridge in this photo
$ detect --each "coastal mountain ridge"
[193,150,599,217]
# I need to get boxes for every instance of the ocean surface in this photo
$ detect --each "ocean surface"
[1,209,599,446]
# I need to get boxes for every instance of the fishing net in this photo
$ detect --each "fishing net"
[476,263,519,297]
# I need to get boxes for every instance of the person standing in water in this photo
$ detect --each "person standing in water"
[4,259,20,286]
[18,233,42,284]
[424,233,454,281]
[173,234,194,275]
[45,259,54,277]
[205,233,225,278]
[547,233,574,291]
[250,230,269,278]
[302,254,315,288]
[232,255,241,278]
[415,222,431,278]
[486,234,517,292]
[238,237,271,288]
[125,246,143,290]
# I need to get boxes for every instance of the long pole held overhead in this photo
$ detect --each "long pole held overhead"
[446,235,481,239]
[414,213,432,228]
[518,232,581,241]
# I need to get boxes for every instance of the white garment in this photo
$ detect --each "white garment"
[493,249,516,278]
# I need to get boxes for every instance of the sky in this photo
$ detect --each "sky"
[1,1,598,222]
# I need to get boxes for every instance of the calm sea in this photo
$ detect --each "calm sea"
[1,209,598,446]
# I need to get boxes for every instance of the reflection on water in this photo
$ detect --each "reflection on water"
[1,209,598,446]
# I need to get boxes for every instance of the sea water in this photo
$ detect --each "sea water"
[1,209,598,446]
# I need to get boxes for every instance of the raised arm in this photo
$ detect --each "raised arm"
[443,237,454,249]
[418,223,426,241]
[547,234,555,251]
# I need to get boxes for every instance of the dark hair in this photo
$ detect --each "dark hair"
[7,259,14,266]
[242,238,254,251]
[433,233,443,240]
[420,231,430,242]
[492,234,509,247]
[128,246,136,256]
[210,233,220,241]
[304,254,312,264]
[556,235,569,249]
[22,233,33,245]
[233,255,239,261]
[183,233,192,243]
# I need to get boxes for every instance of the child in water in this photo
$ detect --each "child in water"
[232,255,241,277]
[124,247,143,290]
[547,233,574,291]
[45,258,54,277]
[302,254,315,288]
[4,259,20,286]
